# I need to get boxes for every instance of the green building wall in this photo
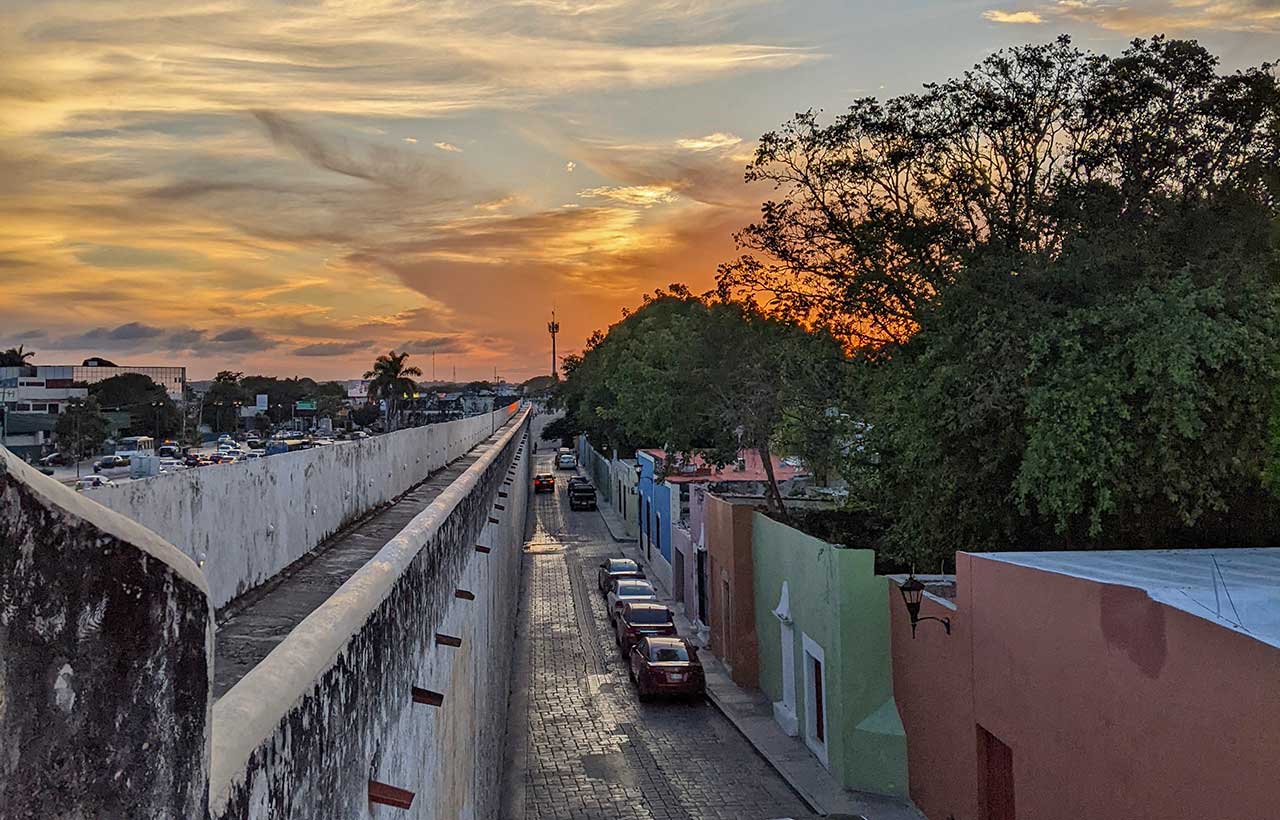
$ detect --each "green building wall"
[751,513,908,796]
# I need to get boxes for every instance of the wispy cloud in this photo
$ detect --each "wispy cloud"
[984,1,1280,32]
[676,132,743,151]
[434,142,463,153]
[982,9,1044,24]
[578,185,677,206]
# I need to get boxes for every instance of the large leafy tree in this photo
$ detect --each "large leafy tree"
[89,373,181,438]
[55,398,109,460]
[364,350,422,431]
[721,37,1280,564]
[555,289,849,516]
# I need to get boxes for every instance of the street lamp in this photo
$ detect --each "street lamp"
[897,576,951,638]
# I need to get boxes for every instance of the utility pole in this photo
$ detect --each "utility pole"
[432,351,436,382]
[548,308,560,379]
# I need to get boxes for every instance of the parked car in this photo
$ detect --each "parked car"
[615,602,677,655]
[38,452,71,467]
[93,455,130,473]
[533,473,555,492]
[628,636,705,700]
[351,430,370,440]
[607,578,658,625]
[597,558,645,593]
[76,475,114,491]
[569,483,597,511]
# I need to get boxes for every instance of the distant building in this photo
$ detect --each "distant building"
[0,366,89,416]
[71,363,186,400]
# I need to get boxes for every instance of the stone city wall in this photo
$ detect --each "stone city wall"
[87,406,518,609]
[208,408,531,819]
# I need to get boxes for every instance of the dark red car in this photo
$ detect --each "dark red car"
[628,636,705,700]
[533,473,555,492]
[615,601,677,655]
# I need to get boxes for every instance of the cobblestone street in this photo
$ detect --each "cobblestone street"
[502,451,817,820]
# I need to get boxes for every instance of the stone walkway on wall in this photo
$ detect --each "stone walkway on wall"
[212,421,514,699]
[502,447,820,820]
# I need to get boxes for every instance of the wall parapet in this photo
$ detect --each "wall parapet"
[209,406,532,819]
[0,447,215,819]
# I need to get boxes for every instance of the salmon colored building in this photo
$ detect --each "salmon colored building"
[890,549,1280,820]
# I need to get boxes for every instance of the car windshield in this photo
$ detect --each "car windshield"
[608,560,638,573]
[648,644,689,662]
[628,609,672,625]
[616,583,653,597]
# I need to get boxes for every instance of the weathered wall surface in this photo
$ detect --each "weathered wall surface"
[0,448,214,819]
[893,553,1280,820]
[209,408,531,820]
[86,406,517,609]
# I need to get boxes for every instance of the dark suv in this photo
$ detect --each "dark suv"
[568,482,597,511]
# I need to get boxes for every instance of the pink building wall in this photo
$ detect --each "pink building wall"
[892,552,1280,820]
[705,494,760,688]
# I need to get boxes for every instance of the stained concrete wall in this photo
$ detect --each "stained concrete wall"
[209,408,532,820]
[0,447,214,819]
[86,406,517,609]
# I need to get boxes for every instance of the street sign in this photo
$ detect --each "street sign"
[295,399,317,411]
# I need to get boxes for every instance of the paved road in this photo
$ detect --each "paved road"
[502,444,818,820]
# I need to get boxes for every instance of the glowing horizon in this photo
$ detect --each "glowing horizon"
[1,0,1274,381]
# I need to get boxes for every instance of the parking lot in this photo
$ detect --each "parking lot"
[502,448,817,820]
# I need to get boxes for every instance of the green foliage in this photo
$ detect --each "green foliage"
[554,288,851,515]
[89,373,181,438]
[723,36,1280,565]
[364,350,422,431]
[55,398,109,459]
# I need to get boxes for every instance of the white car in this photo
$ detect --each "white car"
[75,475,114,491]
[557,452,577,470]
[606,579,658,625]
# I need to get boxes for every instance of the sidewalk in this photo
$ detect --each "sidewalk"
[591,485,637,543]
[594,473,924,820]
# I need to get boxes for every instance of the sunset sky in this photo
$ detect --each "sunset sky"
[2,1,1276,381]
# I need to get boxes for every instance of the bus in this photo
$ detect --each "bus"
[265,439,310,457]
[115,436,155,459]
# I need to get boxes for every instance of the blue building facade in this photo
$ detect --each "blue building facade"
[636,450,673,590]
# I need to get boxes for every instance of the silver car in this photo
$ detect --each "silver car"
[606,578,657,625]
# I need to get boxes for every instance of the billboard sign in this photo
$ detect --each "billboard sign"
[256,394,269,412]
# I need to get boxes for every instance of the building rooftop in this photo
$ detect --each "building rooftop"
[980,549,1280,649]
[639,448,807,484]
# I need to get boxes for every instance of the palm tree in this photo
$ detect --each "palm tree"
[0,345,35,367]
[363,350,422,432]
